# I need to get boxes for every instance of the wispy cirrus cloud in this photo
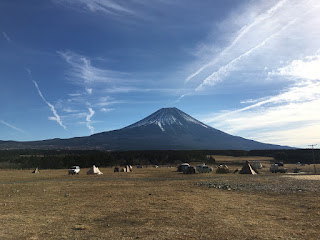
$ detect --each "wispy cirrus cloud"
[26,69,67,130]
[195,18,298,91]
[184,0,289,84]
[96,96,122,107]
[53,0,135,17]
[102,86,191,94]
[205,97,320,147]
[200,53,320,147]
[100,108,114,113]
[57,49,131,122]
[183,0,320,93]
[176,0,320,147]
[58,50,129,117]
[0,120,25,134]
[58,50,127,87]
[2,31,11,43]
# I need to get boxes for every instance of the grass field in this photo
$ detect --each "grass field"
[1,158,320,239]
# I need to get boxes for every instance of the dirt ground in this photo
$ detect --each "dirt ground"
[1,162,320,240]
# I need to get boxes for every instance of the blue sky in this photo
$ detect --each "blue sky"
[1,0,320,148]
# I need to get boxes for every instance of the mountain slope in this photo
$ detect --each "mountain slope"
[0,108,291,150]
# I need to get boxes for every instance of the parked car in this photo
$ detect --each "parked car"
[270,164,287,173]
[196,164,213,173]
[275,162,284,166]
[68,166,80,175]
[183,166,196,174]
[177,163,190,172]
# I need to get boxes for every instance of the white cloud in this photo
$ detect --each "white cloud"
[249,124,320,147]
[85,88,93,94]
[100,108,114,112]
[96,96,122,107]
[203,98,320,148]
[63,108,78,113]
[86,107,95,134]
[0,120,25,134]
[68,93,82,97]
[201,53,320,147]
[269,54,320,81]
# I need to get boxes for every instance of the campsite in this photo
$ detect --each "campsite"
[1,157,320,240]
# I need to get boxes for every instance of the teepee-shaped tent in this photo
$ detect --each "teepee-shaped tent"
[239,161,258,175]
[87,165,103,175]
[32,167,40,173]
[121,165,131,172]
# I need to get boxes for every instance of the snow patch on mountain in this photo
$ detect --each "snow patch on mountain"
[157,122,165,132]
[126,107,209,131]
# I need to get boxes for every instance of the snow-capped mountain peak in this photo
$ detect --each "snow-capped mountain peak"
[125,107,209,131]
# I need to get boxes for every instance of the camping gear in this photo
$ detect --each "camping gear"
[32,167,40,173]
[250,161,263,169]
[216,165,230,174]
[121,165,131,172]
[239,161,258,174]
[86,165,103,175]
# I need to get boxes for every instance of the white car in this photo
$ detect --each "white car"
[196,164,213,173]
[68,166,80,175]
[270,164,287,173]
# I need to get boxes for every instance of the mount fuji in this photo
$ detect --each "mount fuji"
[0,108,291,150]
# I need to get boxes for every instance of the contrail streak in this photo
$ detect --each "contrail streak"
[32,80,67,130]
[26,69,67,130]
[195,5,318,91]
[2,31,11,43]
[0,120,26,134]
[184,0,288,83]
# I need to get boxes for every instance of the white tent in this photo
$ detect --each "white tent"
[86,165,103,175]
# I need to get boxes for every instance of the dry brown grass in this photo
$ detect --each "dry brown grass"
[1,162,320,239]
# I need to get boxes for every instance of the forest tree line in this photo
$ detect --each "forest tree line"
[0,149,318,169]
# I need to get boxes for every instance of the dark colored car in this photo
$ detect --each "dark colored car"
[183,166,196,174]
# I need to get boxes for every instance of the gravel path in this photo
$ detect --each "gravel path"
[197,175,320,194]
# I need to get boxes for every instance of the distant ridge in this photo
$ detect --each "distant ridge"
[0,107,292,150]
